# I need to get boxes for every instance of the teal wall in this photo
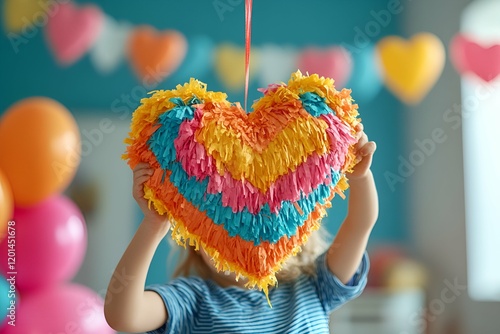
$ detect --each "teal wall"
[0,0,408,284]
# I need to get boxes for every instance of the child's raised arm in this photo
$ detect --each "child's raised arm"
[104,163,171,333]
[327,125,378,283]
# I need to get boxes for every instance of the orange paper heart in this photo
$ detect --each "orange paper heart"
[377,33,445,104]
[127,26,187,83]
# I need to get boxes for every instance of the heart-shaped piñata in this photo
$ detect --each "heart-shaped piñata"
[124,71,360,300]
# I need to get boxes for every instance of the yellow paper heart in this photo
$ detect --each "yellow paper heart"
[377,33,445,104]
[4,0,49,32]
[215,43,260,91]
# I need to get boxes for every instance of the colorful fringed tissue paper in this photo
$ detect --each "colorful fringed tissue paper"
[123,71,360,301]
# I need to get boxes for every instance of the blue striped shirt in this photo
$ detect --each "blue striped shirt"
[145,251,369,334]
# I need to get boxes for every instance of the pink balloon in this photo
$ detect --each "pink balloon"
[45,2,104,65]
[0,196,87,292]
[297,47,353,88]
[450,34,500,82]
[0,284,114,334]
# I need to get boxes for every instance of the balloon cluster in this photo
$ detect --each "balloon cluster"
[0,98,113,333]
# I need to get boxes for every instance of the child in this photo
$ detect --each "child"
[104,124,378,334]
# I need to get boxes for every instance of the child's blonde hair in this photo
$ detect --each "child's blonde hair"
[172,226,331,283]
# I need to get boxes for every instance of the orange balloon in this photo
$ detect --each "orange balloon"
[0,97,81,206]
[0,169,13,235]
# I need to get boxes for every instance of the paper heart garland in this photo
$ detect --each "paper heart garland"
[215,43,260,90]
[377,33,445,104]
[345,44,383,103]
[258,45,298,87]
[4,0,49,32]
[167,36,215,83]
[124,71,359,300]
[127,26,187,83]
[90,16,132,74]
[45,2,104,65]
[450,34,500,82]
[297,47,353,89]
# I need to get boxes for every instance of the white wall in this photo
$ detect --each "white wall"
[404,0,500,333]
[71,115,135,302]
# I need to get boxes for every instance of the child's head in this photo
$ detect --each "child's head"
[173,226,331,286]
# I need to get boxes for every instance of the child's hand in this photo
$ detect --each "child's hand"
[133,163,170,234]
[347,124,377,180]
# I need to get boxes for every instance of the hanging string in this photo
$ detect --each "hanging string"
[244,0,253,112]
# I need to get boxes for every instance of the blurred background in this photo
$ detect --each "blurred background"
[0,0,499,333]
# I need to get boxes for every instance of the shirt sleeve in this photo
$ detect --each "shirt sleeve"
[313,251,370,313]
[144,277,202,334]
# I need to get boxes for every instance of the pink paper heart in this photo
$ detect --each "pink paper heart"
[46,2,103,65]
[297,47,352,88]
[450,34,500,82]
